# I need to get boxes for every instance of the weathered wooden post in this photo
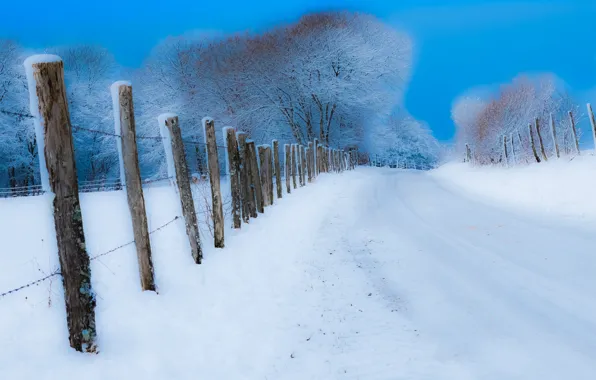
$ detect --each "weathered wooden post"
[307,142,314,182]
[502,135,509,166]
[313,138,319,177]
[528,123,541,163]
[273,140,282,199]
[224,127,242,229]
[266,146,274,203]
[203,117,225,248]
[284,144,291,194]
[258,145,271,206]
[247,141,264,213]
[158,114,202,264]
[465,143,472,163]
[568,111,580,155]
[550,113,560,159]
[300,145,306,186]
[111,81,156,291]
[237,132,255,220]
[297,145,304,186]
[317,145,323,174]
[291,144,298,189]
[25,55,97,353]
[587,103,596,150]
[510,133,516,165]
[535,118,548,162]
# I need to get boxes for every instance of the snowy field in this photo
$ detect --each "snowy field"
[2,167,596,379]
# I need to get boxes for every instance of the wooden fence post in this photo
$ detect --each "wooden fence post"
[297,145,304,186]
[510,133,516,165]
[111,81,156,291]
[158,114,202,264]
[291,144,298,189]
[224,127,242,229]
[587,103,596,150]
[307,142,314,182]
[535,118,548,162]
[273,140,282,199]
[550,113,560,159]
[237,132,255,220]
[465,143,472,163]
[258,145,271,206]
[202,117,225,248]
[25,55,97,353]
[267,146,274,203]
[300,145,307,185]
[528,123,541,163]
[284,144,291,194]
[247,141,264,213]
[313,138,319,177]
[569,111,580,155]
[502,135,509,166]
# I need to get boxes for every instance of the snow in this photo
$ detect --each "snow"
[110,81,131,187]
[158,113,177,181]
[23,55,63,193]
[3,166,596,379]
[432,156,596,224]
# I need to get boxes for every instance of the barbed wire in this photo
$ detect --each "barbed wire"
[0,215,181,300]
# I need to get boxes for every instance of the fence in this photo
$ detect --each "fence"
[0,55,357,353]
[463,108,596,166]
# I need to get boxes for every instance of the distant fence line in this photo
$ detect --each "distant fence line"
[0,55,357,354]
[463,108,595,166]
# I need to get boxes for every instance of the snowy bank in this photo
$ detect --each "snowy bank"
[432,155,596,223]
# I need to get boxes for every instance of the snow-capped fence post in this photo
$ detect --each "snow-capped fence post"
[258,145,271,206]
[159,114,202,264]
[535,118,548,162]
[307,142,314,183]
[587,103,596,150]
[502,135,509,166]
[267,146,274,203]
[550,113,560,159]
[273,140,282,199]
[237,132,255,221]
[224,127,242,229]
[284,144,291,194]
[297,145,304,186]
[301,145,307,185]
[247,141,264,213]
[510,134,516,165]
[528,123,541,163]
[465,143,472,163]
[203,117,225,248]
[291,144,298,189]
[25,55,97,353]
[568,111,580,155]
[111,81,156,291]
[313,138,319,177]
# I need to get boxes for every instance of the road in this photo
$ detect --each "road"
[270,167,596,379]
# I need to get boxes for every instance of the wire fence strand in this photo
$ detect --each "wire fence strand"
[0,215,181,300]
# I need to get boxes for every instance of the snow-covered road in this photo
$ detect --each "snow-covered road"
[2,167,596,379]
[270,167,596,379]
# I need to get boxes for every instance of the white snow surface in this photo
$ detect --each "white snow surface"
[432,155,596,224]
[2,168,596,379]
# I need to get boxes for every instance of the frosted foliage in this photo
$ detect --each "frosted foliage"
[452,73,584,165]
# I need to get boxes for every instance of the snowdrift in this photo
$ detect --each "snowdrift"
[432,154,596,223]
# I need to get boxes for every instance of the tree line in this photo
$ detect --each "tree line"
[0,12,441,189]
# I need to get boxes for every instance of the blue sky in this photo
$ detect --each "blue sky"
[2,0,595,141]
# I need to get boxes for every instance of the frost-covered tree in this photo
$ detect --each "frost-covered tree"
[0,40,37,189]
[452,74,583,165]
